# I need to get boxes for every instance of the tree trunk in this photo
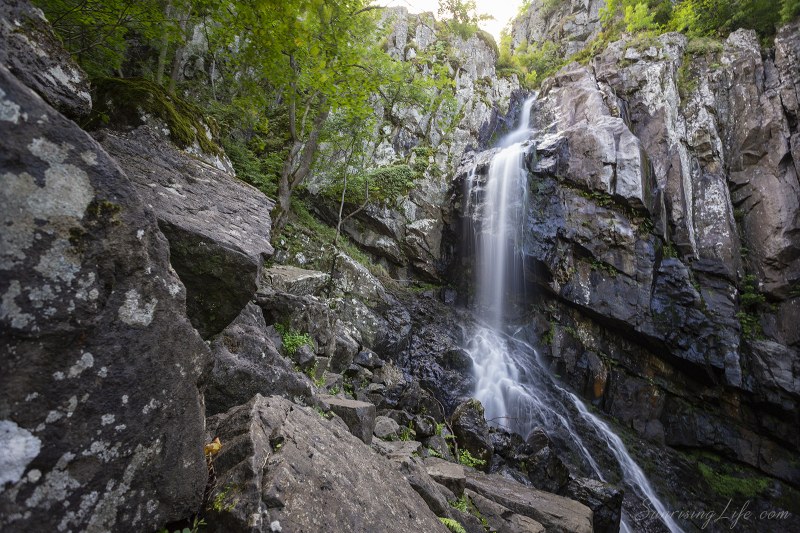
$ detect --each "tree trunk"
[271,99,330,238]
[155,0,173,86]
[167,6,190,94]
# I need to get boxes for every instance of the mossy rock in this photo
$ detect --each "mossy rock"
[87,77,221,155]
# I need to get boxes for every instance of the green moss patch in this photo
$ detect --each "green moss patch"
[88,77,221,155]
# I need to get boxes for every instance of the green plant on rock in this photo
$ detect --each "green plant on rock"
[274,324,314,357]
[697,462,771,499]
[427,447,443,458]
[87,77,221,155]
[438,517,467,533]
[437,0,492,40]
[662,241,679,259]
[398,422,415,442]
[737,274,766,340]
[459,449,486,468]
[625,2,657,32]
[322,163,418,207]
[209,485,239,514]
[449,495,470,513]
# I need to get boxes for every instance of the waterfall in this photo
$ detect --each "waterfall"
[463,96,684,533]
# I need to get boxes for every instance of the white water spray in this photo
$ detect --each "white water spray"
[464,96,684,533]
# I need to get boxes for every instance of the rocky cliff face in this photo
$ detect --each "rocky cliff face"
[305,7,523,282]
[452,4,800,524]
[0,5,210,526]
[510,0,605,57]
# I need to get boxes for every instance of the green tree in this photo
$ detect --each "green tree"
[34,0,183,79]
[782,0,800,22]
[437,0,491,39]
[206,0,392,234]
[625,2,656,32]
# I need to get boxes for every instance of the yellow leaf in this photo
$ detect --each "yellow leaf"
[204,437,222,456]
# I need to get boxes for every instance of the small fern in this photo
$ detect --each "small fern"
[439,517,467,533]
[459,449,486,468]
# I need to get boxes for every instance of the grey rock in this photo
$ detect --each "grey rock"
[466,471,594,533]
[374,439,424,462]
[205,303,313,416]
[374,415,401,440]
[451,399,493,470]
[344,364,374,386]
[565,477,623,533]
[256,290,337,358]
[98,126,275,338]
[392,456,455,520]
[750,340,800,408]
[321,396,376,444]
[331,331,360,373]
[413,414,437,438]
[260,264,330,296]
[424,457,466,496]
[398,380,446,422]
[466,489,546,533]
[333,252,389,305]
[353,348,385,369]
[423,434,455,462]
[357,382,387,406]
[292,344,316,371]
[0,0,91,118]
[511,0,604,58]
[0,64,208,531]
[204,395,448,533]
[322,372,343,391]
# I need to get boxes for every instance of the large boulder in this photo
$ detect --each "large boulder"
[565,477,623,533]
[204,395,448,533]
[256,289,338,358]
[0,0,91,119]
[97,126,275,339]
[260,264,329,296]
[0,64,209,531]
[451,399,493,470]
[321,396,377,444]
[466,470,594,533]
[466,489,546,533]
[204,302,313,416]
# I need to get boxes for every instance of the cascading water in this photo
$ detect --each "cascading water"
[463,96,684,533]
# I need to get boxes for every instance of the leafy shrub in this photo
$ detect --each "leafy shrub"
[737,274,765,340]
[449,495,470,513]
[398,423,415,442]
[275,324,314,356]
[439,517,467,533]
[625,2,657,32]
[459,449,486,468]
[323,164,418,207]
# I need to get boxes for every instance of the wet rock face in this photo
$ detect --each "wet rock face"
[97,126,275,339]
[451,399,493,469]
[452,19,800,499]
[205,395,448,533]
[0,0,91,119]
[0,64,209,531]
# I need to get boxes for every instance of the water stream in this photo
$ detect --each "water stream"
[463,96,684,533]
